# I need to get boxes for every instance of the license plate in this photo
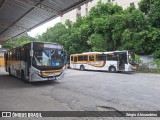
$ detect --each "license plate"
[48,77,55,80]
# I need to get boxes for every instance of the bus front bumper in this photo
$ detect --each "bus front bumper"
[30,71,64,82]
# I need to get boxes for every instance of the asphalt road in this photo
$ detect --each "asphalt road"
[0,67,160,120]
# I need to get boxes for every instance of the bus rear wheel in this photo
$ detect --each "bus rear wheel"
[80,65,85,71]
[109,66,116,73]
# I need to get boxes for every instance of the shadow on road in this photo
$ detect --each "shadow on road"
[75,69,135,75]
[0,73,61,89]
[31,80,61,86]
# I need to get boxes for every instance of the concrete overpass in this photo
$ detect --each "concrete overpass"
[0,0,90,43]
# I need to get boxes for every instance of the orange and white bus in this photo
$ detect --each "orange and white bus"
[4,42,66,82]
[70,50,137,72]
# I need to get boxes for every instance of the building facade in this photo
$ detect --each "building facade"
[60,0,140,24]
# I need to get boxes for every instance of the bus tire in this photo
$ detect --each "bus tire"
[80,65,85,71]
[109,66,116,73]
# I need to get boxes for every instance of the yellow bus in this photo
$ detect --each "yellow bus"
[70,51,137,72]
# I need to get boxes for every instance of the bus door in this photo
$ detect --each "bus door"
[116,52,127,71]
[73,56,77,68]
[24,48,31,77]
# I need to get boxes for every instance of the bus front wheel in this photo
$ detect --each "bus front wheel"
[80,65,85,71]
[21,70,28,83]
[109,66,116,73]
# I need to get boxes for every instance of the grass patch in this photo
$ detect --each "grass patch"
[137,67,160,73]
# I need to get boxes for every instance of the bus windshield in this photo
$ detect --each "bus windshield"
[33,49,64,67]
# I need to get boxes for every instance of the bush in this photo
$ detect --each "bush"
[135,54,142,65]
[153,59,160,70]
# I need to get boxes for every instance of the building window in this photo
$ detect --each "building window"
[130,2,135,7]
[76,6,81,18]
[108,0,111,2]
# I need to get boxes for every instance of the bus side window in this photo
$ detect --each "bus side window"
[8,52,10,60]
[107,54,117,61]
[71,56,73,61]
[96,54,106,61]
[12,50,16,60]
[20,49,24,61]
[78,56,83,61]
[24,48,30,62]
[84,55,88,61]
[74,57,77,62]
[5,53,8,60]
[89,55,94,61]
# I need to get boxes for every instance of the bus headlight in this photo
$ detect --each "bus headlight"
[130,65,137,70]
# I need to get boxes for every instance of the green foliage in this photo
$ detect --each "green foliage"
[149,0,160,28]
[153,49,160,58]
[135,54,142,64]
[139,0,152,15]
[89,2,123,18]
[153,59,160,71]
[2,36,36,48]
[88,34,106,51]
[38,23,67,44]
[9,1,157,58]
[139,0,160,28]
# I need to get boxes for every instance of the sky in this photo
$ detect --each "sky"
[27,17,60,38]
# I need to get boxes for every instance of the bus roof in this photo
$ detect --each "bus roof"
[71,52,103,56]
[5,42,63,52]
[82,52,102,54]
[103,50,132,54]
[31,41,60,45]
[71,50,134,56]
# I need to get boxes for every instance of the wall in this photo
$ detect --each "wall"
[139,55,157,69]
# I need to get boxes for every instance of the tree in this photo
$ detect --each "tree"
[2,36,36,48]
[139,0,153,15]
[33,1,160,58]
[139,0,160,28]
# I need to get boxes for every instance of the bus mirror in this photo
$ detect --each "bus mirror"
[30,50,33,57]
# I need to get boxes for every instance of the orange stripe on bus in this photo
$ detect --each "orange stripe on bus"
[41,69,62,76]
